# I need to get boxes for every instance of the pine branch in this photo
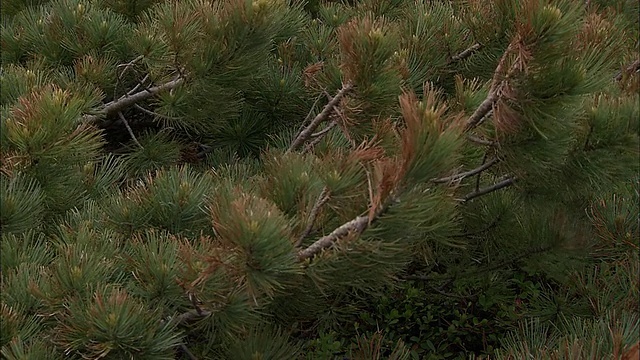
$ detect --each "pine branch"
[118,112,143,148]
[311,120,337,138]
[297,92,326,134]
[450,43,482,63]
[295,187,331,247]
[288,83,353,153]
[464,91,497,132]
[83,76,185,124]
[432,157,499,183]
[113,55,145,101]
[464,41,518,132]
[172,309,212,326]
[614,59,640,81]
[304,120,338,153]
[297,214,370,261]
[475,152,489,192]
[466,135,496,146]
[460,176,516,202]
[126,74,151,96]
[179,343,198,360]
[134,104,182,120]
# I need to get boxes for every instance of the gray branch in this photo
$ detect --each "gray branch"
[288,83,353,153]
[297,215,370,261]
[433,157,499,183]
[83,77,184,124]
[451,43,482,62]
[460,177,516,202]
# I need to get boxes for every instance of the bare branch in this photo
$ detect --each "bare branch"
[464,92,497,132]
[118,112,143,148]
[466,135,495,146]
[179,343,198,360]
[172,309,212,326]
[288,83,353,153]
[475,152,488,192]
[297,215,369,261]
[295,187,331,247]
[450,43,482,62]
[311,120,337,138]
[83,76,184,124]
[432,157,499,184]
[126,74,150,96]
[134,104,182,120]
[460,177,516,202]
[297,92,326,133]
[464,41,518,133]
[113,55,145,101]
[614,59,640,81]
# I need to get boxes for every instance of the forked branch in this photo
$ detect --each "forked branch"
[288,83,353,153]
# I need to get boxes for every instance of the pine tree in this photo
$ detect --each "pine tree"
[1,0,638,359]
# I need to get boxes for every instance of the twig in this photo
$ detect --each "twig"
[303,120,338,153]
[172,309,212,326]
[451,213,503,238]
[295,187,331,247]
[126,74,150,96]
[432,157,499,184]
[450,43,482,62]
[464,92,497,132]
[83,76,185,124]
[614,59,640,81]
[297,214,370,261]
[134,104,182,120]
[298,92,326,133]
[113,55,145,101]
[118,112,143,148]
[311,120,337,138]
[460,176,516,202]
[288,83,353,153]
[466,135,495,146]
[179,343,198,360]
[475,153,488,192]
[464,41,518,132]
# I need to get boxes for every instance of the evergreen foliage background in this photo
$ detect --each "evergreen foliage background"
[0,0,638,359]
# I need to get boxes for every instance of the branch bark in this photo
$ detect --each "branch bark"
[432,157,499,184]
[614,59,640,81]
[463,41,518,133]
[288,83,353,153]
[464,91,497,132]
[172,309,212,326]
[297,215,369,261]
[450,43,482,62]
[460,176,516,202]
[295,187,331,247]
[466,135,495,146]
[118,112,143,148]
[83,77,185,124]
